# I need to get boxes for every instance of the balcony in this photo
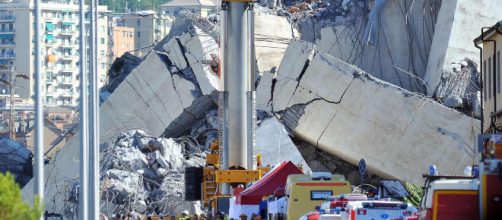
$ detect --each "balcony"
[0,15,15,22]
[46,41,55,47]
[60,30,75,36]
[0,53,15,59]
[61,43,75,48]
[59,79,73,85]
[0,41,14,47]
[60,67,75,73]
[45,66,55,71]
[60,54,76,61]
[0,29,14,34]
[61,17,75,24]
[59,92,74,98]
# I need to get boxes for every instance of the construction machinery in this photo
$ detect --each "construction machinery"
[184,0,270,215]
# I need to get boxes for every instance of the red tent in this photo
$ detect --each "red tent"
[239,161,303,205]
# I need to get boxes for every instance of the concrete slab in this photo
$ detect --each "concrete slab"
[274,41,480,184]
[163,38,188,70]
[22,33,220,215]
[256,117,311,174]
[254,13,298,73]
[276,40,315,80]
[256,71,274,111]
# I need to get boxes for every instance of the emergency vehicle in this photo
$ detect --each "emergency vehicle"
[285,173,351,219]
[342,200,418,220]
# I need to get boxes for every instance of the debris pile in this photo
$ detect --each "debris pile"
[434,59,481,116]
[100,130,203,217]
[22,4,499,215]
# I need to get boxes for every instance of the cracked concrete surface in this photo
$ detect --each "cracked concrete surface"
[22,14,303,217]
[22,29,220,216]
[273,40,480,184]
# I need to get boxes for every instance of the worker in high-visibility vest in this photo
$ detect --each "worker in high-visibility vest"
[179,210,190,220]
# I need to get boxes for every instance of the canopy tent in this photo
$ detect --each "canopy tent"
[239,161,303,205]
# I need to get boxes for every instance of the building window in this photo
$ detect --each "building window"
[100,38,105,44]
[499,51,501,94]
[484,60,487,101]
[137,31,140,38]
[489,57,492,99]
[136,20,140,26]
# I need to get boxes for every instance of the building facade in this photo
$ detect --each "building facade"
[110,25,134,61]
[119,10,172,57]
[160,0,219,18]
[0,0,108,107]
[476,21,502,132]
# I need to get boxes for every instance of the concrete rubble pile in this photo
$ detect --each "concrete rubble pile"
[22,12,300,218]
[20,3,495,215]
[99,130,203,217]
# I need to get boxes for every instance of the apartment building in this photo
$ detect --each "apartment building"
[119,10,172,57]
[110,25,134,61]
[160,0,220,18]
[0,0,108,107]
[476,21,502,132]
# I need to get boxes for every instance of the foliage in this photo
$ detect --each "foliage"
[100,0,171,13]
[0,172,43,220]
[403,182,423,207]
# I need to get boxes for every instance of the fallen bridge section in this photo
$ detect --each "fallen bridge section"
[22,29,220,216]
[272,40,480,185]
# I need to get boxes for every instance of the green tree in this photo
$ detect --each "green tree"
[0,172,43,220]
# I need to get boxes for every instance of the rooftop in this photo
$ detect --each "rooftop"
[474,20,502,44]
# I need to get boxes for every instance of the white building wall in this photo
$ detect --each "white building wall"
[0,1,108,107]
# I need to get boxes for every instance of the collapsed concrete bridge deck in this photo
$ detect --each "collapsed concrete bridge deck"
[261,40,480,184]
[21,10,481,217]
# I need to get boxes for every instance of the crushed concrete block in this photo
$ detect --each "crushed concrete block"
[256,117,311,174]
[172,74,198,109]
[298,52,355,102]
[274,41,480,184]
[99,131,203,217]
[276,40,316,80]
[22,28,220,216]
[256,71,274,111]
[103,169,144,206]
[254,13,298,73]
[163,38,188,70]
[272,78,298,112]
